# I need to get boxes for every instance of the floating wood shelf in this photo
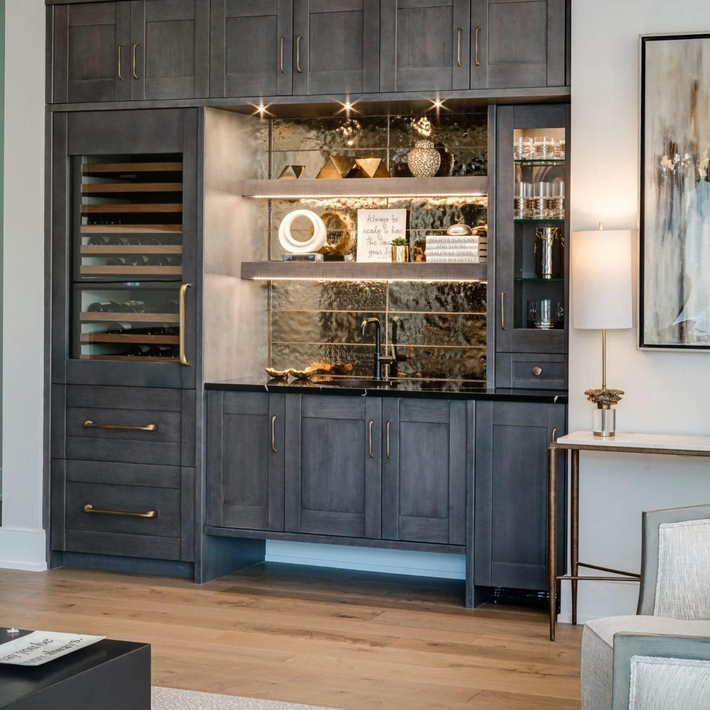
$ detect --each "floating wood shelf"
[80,355,178,362]
[82,162,183,173]
[240,176,489,199]
[82,183,183,194]
[81,246,182,255]
[82,204,183,214]
[80,266,183,276]
[80,334,179,344]
[241,261,488,282]
[81,225,183,234]
[80,313,180,324]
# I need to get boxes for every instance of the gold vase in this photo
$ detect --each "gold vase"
[391,245,409,263]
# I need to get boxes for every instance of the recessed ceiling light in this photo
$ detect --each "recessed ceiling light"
[433,99,445,109]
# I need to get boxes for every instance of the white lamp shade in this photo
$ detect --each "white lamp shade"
[571,229,633,330]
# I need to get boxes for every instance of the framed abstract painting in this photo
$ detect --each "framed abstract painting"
[640,34,710,350]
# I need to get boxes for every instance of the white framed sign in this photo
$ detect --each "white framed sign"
[356,209,407,263]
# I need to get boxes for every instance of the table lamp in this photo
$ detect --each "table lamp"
[571,225,633,437]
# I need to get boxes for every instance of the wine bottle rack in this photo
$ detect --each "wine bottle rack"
[74,154,187,362]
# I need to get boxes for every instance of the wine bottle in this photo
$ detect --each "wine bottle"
[165,256,182,267]
[149,345,176,358]
[121,300,151,313]
[126,344,152,357]
[87,301,121,313]
[126,255,150,266]
[105,257,126,266]
[87,235,107,246]
[141,236,162,246]
[156,298,180,314]
[147,255,170,267]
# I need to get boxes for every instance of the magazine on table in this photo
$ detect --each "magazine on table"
[0,631,105,666]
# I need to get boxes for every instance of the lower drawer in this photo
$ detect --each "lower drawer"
[52,460,194,562]
[496,353,567,390]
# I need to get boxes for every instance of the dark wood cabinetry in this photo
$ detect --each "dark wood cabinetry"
[210,0,294,98]
[382,399,468,545]
[293,0,380,96]
[49,0,568,104]
[52,2,131,103]
[470,0,566,89]
[130,0,210,100]
[206,391,285,531]
[285,396,383,539]
[51,0,209,104]
[474,400,565,591]
[380,0,471,92]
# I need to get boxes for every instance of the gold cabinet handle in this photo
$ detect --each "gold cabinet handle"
[475,26,481,67]
[533,367,543,377]
[132,43,139,79]
[280,36,286,74]
[457,28,463,67]
[84,420,157,432]
[368,420,374,459]
[296,35,302,73]
[84,504,158,519]
[500,292,506,330]
[271,415,278,453]
[179,283,192,366]
[118,44,125,80]
[386,420,392,459]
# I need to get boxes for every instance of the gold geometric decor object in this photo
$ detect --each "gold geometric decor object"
[354,158,390,178]
[278,165,306,180]
[316,156,359,179]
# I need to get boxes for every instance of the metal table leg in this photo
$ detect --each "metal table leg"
[548,440,558,641]
[571,449,580,625]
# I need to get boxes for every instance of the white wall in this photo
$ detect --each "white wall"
[0,0,46,570]
[567,0,710,622]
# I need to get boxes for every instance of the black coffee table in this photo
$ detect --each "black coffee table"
[0,628,150,710]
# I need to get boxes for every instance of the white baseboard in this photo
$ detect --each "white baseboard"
[0,527,47,571]
[264,541,466,580]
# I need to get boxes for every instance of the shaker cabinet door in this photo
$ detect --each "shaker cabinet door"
[293,0,380,96]
[475,401,566,591]
[470,0,566,89]
[285,396,382,539]
[210,0,294,98]
[382,399,468,545]
[380,0,471,93]
[52,2,131,103]
[206,392,286,531]
[130,0,210,100]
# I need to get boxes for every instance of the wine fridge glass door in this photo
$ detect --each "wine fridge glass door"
[75,154,184,282]
[73,283,183,362]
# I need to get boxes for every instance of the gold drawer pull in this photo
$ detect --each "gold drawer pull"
[369,420,374,459]
[271,415,278,453]
[386,420,392,459]
[179,283,192,366]
[532,367,543,377]
[83,420,157,432]
[118,44,125,81]
[132,43,140,80]
[83,504,158,519]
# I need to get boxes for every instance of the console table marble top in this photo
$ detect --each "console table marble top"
[555,431,710,455]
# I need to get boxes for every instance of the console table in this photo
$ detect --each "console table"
[547,431,710,641]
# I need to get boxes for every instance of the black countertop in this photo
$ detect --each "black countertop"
[205,376,568,404]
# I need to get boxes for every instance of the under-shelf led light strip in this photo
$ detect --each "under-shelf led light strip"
[250,277,488,283]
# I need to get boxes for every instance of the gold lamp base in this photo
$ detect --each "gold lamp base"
[585,329,625,438]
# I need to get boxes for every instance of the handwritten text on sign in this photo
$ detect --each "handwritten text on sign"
[357,209,407,263]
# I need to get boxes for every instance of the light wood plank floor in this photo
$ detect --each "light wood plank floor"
[0,563,582,709]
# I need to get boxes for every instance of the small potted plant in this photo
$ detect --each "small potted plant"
[391,237,409,263]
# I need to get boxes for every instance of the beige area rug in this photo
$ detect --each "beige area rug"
[152,687,334,710]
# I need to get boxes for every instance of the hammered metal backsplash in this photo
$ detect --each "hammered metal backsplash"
[270,281,488,382]
[267,112,488,382]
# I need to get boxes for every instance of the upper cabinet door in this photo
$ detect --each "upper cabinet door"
[470,0,566,89]
[293,0,380,96]
[53,2,131,103]
[380,0,471,93]
[210,0,294,98]
[130,0,210,100]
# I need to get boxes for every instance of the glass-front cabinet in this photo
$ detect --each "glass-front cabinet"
[495,105,569,389]
[52,109,198,388]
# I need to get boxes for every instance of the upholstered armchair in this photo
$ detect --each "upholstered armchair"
[581,504,710,710]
